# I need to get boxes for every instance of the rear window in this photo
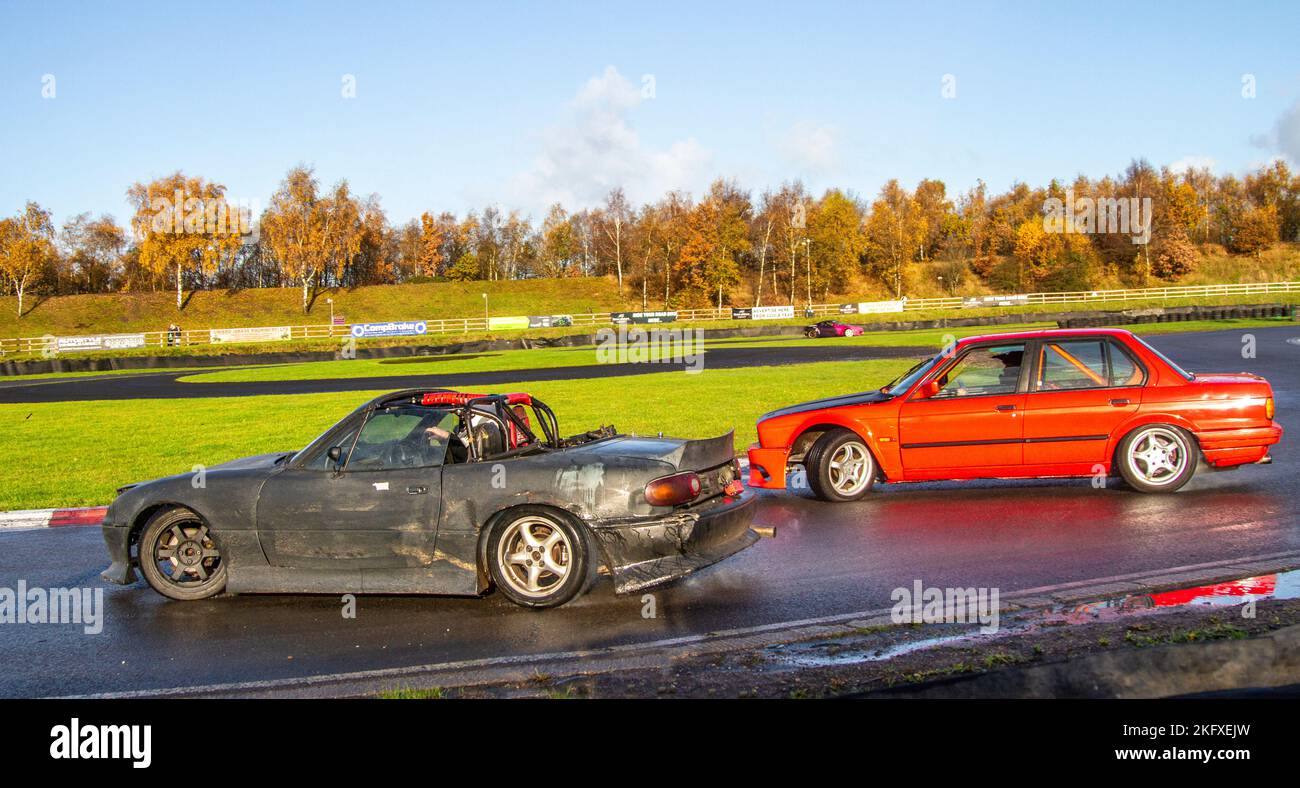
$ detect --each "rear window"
[1130,334,1194,381]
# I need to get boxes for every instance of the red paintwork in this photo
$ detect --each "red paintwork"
[807,320,866,337]
[747,328,1283,489]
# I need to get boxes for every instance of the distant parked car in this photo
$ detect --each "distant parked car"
[805,320,865,338]
[749,328,1282,500]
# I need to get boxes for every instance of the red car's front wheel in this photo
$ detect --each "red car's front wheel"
[805,429,876,502]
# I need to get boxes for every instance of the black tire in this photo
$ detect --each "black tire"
[805,328,819,338]
[486,506,593,609]
[804,428,877,502]
[1115,424,1198,493]
[137,507,227,601]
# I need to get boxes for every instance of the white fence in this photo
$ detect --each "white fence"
[2,280,1297,356]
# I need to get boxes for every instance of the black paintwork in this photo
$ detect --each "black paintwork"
[760,390,891,421]
[102,389,758,597]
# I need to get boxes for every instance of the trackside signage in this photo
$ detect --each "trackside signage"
[611,310,677,324]
[209,326,292,343]
[527,314,573,328]
[350,320,428,338]
[486,316,530,330]
[857,300,906,314]
[733,305,795,320]
[54,333,146,352]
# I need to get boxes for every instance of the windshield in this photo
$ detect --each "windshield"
[1130,334,1194,381]
[881,353,944,396]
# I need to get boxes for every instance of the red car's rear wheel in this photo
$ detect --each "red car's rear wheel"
[1117,425,1197,493]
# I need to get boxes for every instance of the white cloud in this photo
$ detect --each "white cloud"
[1251,99,1300,166]
[779,121,840,174]
[1166,155,1216,173]
[510,66,710,212]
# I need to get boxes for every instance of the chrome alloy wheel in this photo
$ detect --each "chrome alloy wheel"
[1125,427,1189,487]
[497,515,572,598]
[828,441,873,496]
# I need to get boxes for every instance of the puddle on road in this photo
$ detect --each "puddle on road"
[764,569,1299,670]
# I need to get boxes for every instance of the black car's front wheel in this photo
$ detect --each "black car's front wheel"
[804,327,819,338]
[138,507,227,601]
[487,507,593,609]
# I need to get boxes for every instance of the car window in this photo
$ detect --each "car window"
[1108,341,1145,386]
[303,424,361,471]
[345,406,461,471]
[934,343,1025,397]
[1037,339,1108,391]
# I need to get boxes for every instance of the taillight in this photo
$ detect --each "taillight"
[1265,397,1274,420]
[645,472,701,507]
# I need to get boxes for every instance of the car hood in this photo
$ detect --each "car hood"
[208,452,292,471]
[761,390,890,421]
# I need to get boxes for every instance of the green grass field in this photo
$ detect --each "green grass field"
[1,358,913,510]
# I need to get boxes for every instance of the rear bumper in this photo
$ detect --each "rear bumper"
[1196,422,1283,467]
[589,489,760,594]
[747,444,791,490]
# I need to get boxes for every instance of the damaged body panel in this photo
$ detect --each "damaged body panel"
[101,388,761,609]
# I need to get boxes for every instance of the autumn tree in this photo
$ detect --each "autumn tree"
[807,189,865,300]
[62,213,127,293]
[259,166,363,311]
[127,172,247,309]
[0,202,56,316]
[1229,204,1280,257]
[416,212,446,277]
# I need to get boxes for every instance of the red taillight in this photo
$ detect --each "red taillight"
[724,480,744,497]
[645,472,701,507]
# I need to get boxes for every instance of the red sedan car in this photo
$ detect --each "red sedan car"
[748,328,1282,499]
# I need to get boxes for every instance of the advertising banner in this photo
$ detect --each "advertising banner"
[210,326,293,343]
[54,333,147,352]
[731,307,752,320]
[962,295,1030,309]
[857,299,906,314]
[486,316,531,331]
[750,304,795,320]
[611,311,678,324]
[347,321,427,339]
[527,315,574,328]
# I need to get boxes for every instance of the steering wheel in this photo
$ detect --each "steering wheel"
[382,439,421,469]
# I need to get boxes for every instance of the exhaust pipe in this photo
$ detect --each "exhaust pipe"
[752,525,777,539]
[1257,455,1273,465]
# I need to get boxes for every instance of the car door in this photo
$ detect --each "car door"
[898,342,1028,474]
[1022,337,1144,467]
[255,405,452,570]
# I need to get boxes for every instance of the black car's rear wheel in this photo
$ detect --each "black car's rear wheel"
[487,507,592,609]
[138,507,227,601]
[805,428,877,502]
[805,327,819,338]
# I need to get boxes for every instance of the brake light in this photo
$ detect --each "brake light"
[1265,397,1274,420]
[645,472,701,507]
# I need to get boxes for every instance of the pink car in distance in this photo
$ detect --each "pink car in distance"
[804,319,866,338]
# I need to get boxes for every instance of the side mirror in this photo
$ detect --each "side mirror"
[917,380,941,399]
[327,446,343,466]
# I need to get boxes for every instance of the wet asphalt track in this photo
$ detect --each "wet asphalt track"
[0,327,1296,697]
[0,343,927,403]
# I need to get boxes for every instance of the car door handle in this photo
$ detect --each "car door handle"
[996,404,1017,411]
[406,485,428,495]
[1110,398,1130,406]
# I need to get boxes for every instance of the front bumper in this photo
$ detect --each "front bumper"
[1197,421,1284,467]
[589,489,760,594]
[746,443,791,490]
[101,524,137,585]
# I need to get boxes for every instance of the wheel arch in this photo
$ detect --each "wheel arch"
[128,501,211,559]
[474,502,607,591]
[789,420,886,480]
[1107,413,1203,468]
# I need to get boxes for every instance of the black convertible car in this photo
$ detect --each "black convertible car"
[101,389,760,608]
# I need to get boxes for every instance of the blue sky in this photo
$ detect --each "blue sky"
[1,0,1298,226]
